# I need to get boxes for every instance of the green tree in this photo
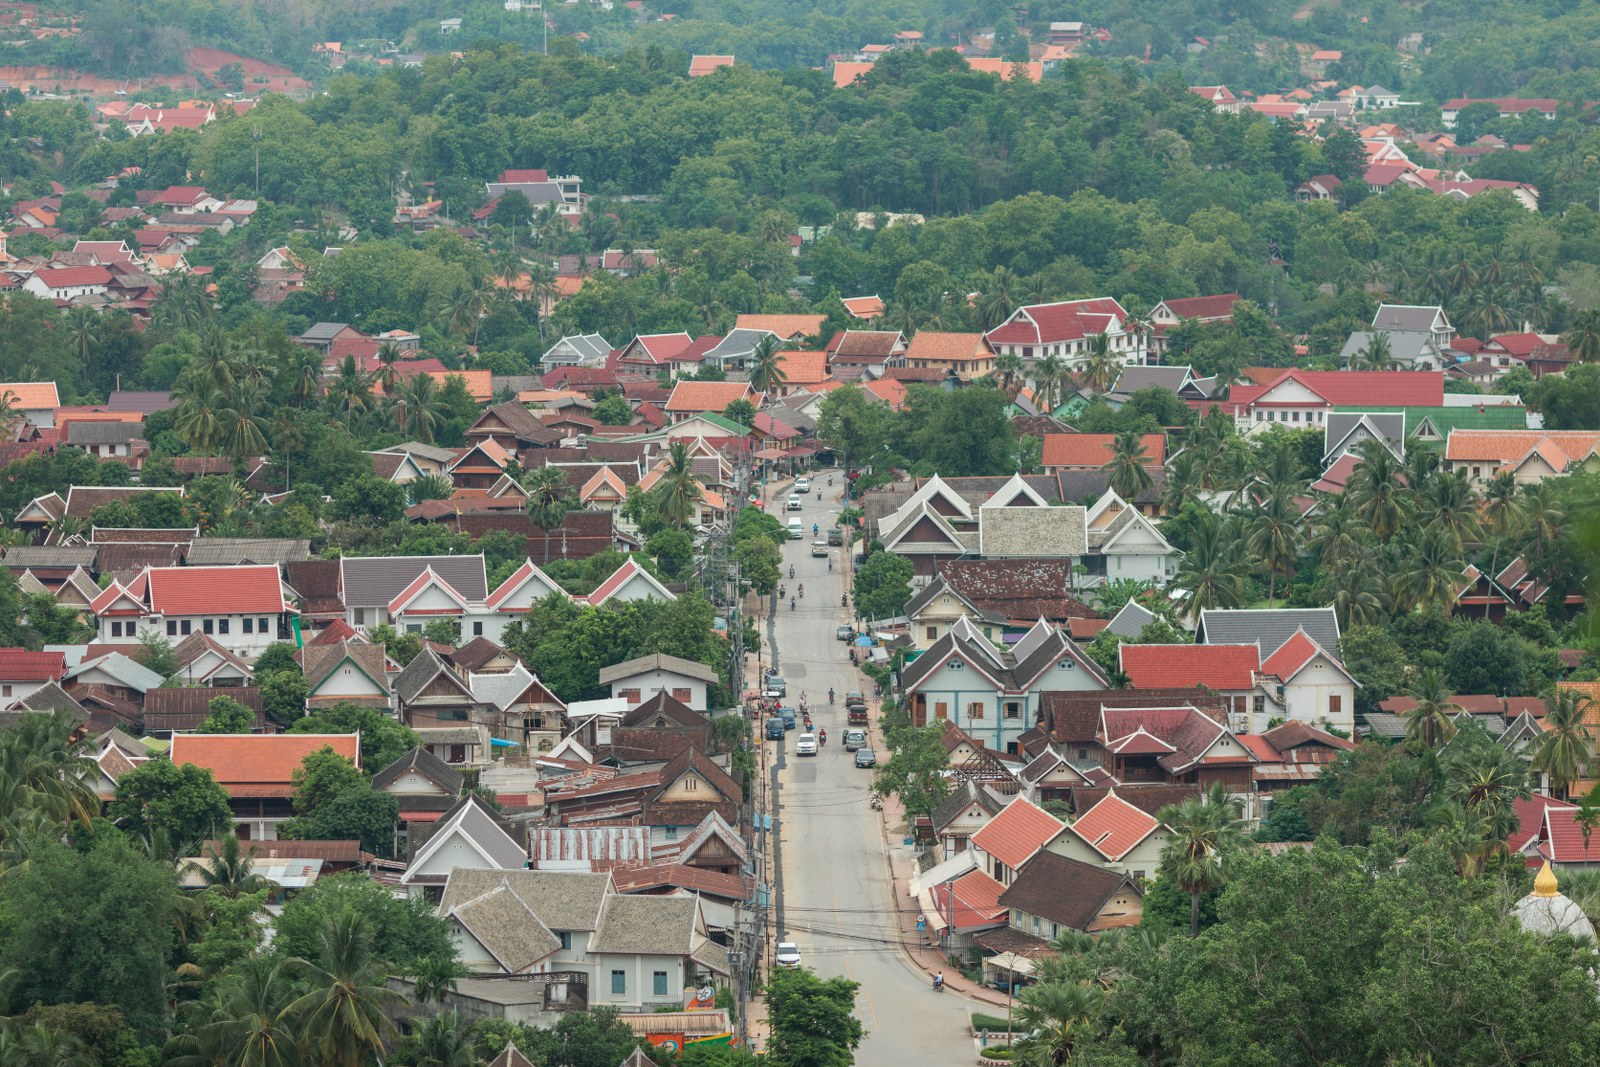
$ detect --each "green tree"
[1103,430,1154,500]
[815,385,888,472]
[723,398,757,427]
[747,333,788,396]
[108,759,234,851]
[1401,666,1460,748]
[1012,981,1104,1067]
[331,476,408,524]
[649,440,704,528]
[646,527,695,580]
[734,535,782,596]
[1529,687,1596,800]
[259,670,310,726]
[132,630,181,678]
[1444,622,1528,697]
[1155,783,1245,937]
[764,968,863,1067]
[197,695,257,734]
[872,723,950,818]
[592,393,634,425]
[164,955,302,1067]
[524,465,577,563]
[288,911,405,1067]
[273,872,456,975]
[287,702,420,771]
[852,549,913,621]
[0,828,178,1039]
[278,746,399,853]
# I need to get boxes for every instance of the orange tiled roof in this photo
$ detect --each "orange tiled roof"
[1067,791,1160,861]
[904,331,993,364]
[1445,430,1600,465]
[0,381,60,409]
[1041,433,1165,468]
[170,733,360,797]
[861,378,906,408]
[664,380,755,412]
[775,349,828,385]
[970,797,1063,869]
[734,313,827,339]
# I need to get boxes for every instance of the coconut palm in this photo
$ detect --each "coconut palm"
[1011,981,1103,1067]
[1528,688,1595,800]
[1464,285,1515,339]
[1403,667,1459,748]
[374,343,404,395]
[991,352,1026,400]
[1080,333,1121,395]
[195,329,239,391]
[523,465,575,563]
[975,267,1020,330]
[289,912,404,1067]
[408,955,467,1006]
[649,440,704,528]
[1329,557,1387,629]
[1352,331,1392,371]
[286,348,323,406]
[394,1012,476,1067]
[67,305,99,385]
[183,833,276,899]
[1156,782,1245,937]
[166,955,303,1067]
[1247,485,1302,604]
[1308,501,1366,571]
[219,380,270,462]
[1442,735,1529,851]
[748,333,788,396]
[1518,481,1565,560]
[326,356,374,430]
[1103,430,1153,500]
[173,377,226,456]
[1424,469,1479,554]
[406,474,456,504]
[395,372,446,444]
[1346,438,1408,541]
[1173,515,1247,617]
[1161,453,1202,514]
[1033,352,1065,413]
[1398,528,1462,614]
[0,710,98,851]
[1562,308,1600,363]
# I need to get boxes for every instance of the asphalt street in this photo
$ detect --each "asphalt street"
[764,474,974,1066]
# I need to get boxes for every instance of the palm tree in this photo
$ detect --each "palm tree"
[0,711,99,853]
[1156,782,1245,937]
[167,955,303,1067]
[1103,430,1153,500]
[1011,981,1103,1067]
[1173,515,1247,618]
[1442,736,1529,856]
[173,377,226,456]
[1424,469,1479,555]
[289,912,405,1067]
[650,440,704,528]
[1033,352,1065,414]
[374,343,404,396]
[975,267,1019,331]
[523,466,575,563]
[1403,667,1459,748]
[1518,481,1565,561]
[1481,470,1520,539]
[1080,333,1120,395]
[327,356,374,430]
[408,955,466,1005]
[67,306,99,386]
[1329,557,1386,629]
[395,1013,476,1067]
[1247,486,1302,604]
[1353,331,1392,370]
[1562,308,1600,363]
[6,1022,94,1067]
[220,380,270,462]
[407,474,456,504]
[395,373,445,444]
[1346,438,1408,541]
[195,329,239,391]
[1464,286,1514,339]
[991,352,1026,400]
[286,349,323,406]
[183,833,276,899]
[1161,453,1202,514]
[1402,445,1439,494]
[747,333,788,396]
[1398,528,1462,614]
[1529,688,1595,800]
[1308,501,1366,571]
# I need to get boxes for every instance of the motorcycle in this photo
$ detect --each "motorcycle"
[788,565,795,579]
[828,688,835,704]
[790,599,796,611]
[797,584,804,599]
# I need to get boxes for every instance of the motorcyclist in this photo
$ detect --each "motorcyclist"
[828,688,835,704]
[813,522,819,537]
[789,564,795,578]
[798,583,804,599]
[932,972,945,992]
[819,728,827,746]
[790,598,796,611]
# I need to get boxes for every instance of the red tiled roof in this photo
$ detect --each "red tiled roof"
[1510,795,1575,853]
[987,298,1128,346]
[969,797,1063,870]
[1261,629,1319,679]
[1542,806,1600,864]
[1226,370,1444,412]
[1119,644,1259,690]
[0,648,66,681]
[665,381,754,413]
[1041,433,1165,468]
[1159,293,1240,320]
[170,733,360,797]
[1066,791,1160,861]
[32,265,113,287]
[934,868,1009,929]
[148,564,286,616]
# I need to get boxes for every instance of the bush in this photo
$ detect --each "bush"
[972,1013,1014,1033]
[981,1048,1013,1060]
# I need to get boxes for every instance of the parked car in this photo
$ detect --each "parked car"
[842,728,867,751]
[844,691,866,708]
[776,942,802,969]
[796,732,818,755]
[765,717,786,740]
[767,677,786,696]
[855,748,877,768]
[836,625,855,641]
[779,706,797,730]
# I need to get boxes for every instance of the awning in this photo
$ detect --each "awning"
[490,737,520,747]
[985,952,1037,977]
[753,447,788,460]
[910,850,977,896]
[915,889,949,932]
[785,446,818,457]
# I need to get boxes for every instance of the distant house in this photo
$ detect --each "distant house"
[986,298,1146,368]
[483,167,583,217]
[1294,175,1342,202]
[0,648,67,706]
[1147,293,1241,356]
[171,733,360,840]
[23,265,112,301]
[688,55,734,76]
[1216,369,1445,432]
[542,334,613,369]
[1440,97,1559,129]
[0,381,60,427]
[901,331,996,380]
[598,654,719,712]
[1001,852,1142,938]
[90,565,290,656]
[1188,85,1239,112]
[1444,430,1600,487]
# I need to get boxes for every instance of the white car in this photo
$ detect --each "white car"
[775,941,802,969]
[794,478,811,492]
[796,732,818,756]
[786,495,804,512]
[787,519,803,539]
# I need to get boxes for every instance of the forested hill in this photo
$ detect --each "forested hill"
[26,0,1600,102]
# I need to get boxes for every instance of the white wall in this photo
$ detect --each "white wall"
[1279,657,1356,734]
[608,669,709,711]
[159,614,281,656]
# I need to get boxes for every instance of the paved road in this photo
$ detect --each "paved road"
[764,474,973,1066]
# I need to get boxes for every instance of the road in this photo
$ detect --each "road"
[762,472,974,1066]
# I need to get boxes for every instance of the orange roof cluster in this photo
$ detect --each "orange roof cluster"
[1041,433,1165,469]
[970,797,1063,869]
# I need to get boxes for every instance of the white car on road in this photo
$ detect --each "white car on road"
[796,732,818,756]
[775,941,802,969]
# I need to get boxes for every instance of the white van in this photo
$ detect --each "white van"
[787,518,803,539]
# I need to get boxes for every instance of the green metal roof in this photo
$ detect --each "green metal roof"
[1333,405,1527,436]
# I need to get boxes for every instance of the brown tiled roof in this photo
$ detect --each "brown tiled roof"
[999,851,1137,930]
[1037,688,1228,748]
[831,330,903,358]
[449,636,510,674]
[285,559,344,617]
[143,686,264,733]
[606,727,700,764]
[937,559,1100,622]
[1068,783,1201,818]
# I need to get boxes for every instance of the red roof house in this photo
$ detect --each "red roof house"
[1118,644,1260,691]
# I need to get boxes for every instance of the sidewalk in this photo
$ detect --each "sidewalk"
[871,769,1015,1011]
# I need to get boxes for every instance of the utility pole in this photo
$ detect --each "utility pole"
[252,125,261,195]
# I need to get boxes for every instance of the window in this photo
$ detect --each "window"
[109,621,121,637]
[203,619,214,634]
[926,626,938,640]
[1329,694,1342,715]
[653,971,668,997]
[1057,660,1074,671]
[620,688,641,704]
[218,618,230,634]
[1004,702,1020,719]
[180,620,192,635]
[353,609,366,626]
[127,622,137,638]
[259,617,269,634]
[1,685,9,698]
[683,776,698,792]
[558,931,572,951]
[611,971,626,995]
[946,661,964,672]
[406,624,422,634]
[1291,411,1300,423]
[449,745,466,763]
[472,621,484,636]
[1253,695,1265,717]
[1077,748,1087,760]
[243,618,254,634]
[1031,916,1041,934]
[1133,870,1146,881]
[934,702,949,721]
[967,701,984,720]
[167,620,177,636]
[671,688,692,702]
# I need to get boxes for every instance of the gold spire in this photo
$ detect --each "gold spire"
[1533,860,1560,898]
